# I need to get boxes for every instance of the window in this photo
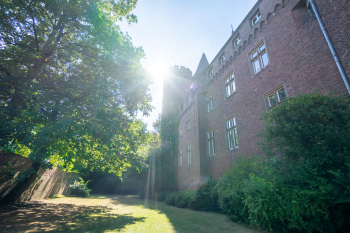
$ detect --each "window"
[252,11,261,26]
[207,130,215,156]
[187,143,191,165]
[220,54,226,64]
[227,116,238,149]
[250,41,269,74]
[208,68,213,78]
[225,72,236,97]
[266,86,287,108]
[234,36,241,47]
[179,149,182,168]
[186,116,191,131]
[179,124,183,137]
[207,94,214,112]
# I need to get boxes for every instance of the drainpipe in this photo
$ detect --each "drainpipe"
[308,0,350,95]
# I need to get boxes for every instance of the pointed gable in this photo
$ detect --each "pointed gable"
[194,53,209,76]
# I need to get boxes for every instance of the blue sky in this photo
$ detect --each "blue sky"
[118,0,258,131]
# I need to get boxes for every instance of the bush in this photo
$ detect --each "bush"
[164,192,178,206]
[255,92,350,232]
[216,93,350,232]
[187,178,218,211]
[215,156,264,222]
[175,191,192,208]
[157,191,171,201]
[69,177,91,197]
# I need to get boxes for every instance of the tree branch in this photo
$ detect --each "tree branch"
[32,10,39,53]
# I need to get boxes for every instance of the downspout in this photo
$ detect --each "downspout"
[308,0,350,95]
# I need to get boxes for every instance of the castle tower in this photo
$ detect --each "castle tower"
[160,65,192,191]
[161,66,193,121]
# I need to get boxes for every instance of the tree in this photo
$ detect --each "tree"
[152,113,161,134]
[0,0,152,176]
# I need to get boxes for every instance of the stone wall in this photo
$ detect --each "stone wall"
[0,153,78,202]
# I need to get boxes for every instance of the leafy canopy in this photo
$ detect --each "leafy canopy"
[0,0,152,175]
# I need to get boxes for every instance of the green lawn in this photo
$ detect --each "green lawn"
[0,195,266,233]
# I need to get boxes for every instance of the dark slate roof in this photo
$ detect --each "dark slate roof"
[194,53,209,76]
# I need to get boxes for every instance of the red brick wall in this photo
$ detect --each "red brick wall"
[314,0,350,81]
[177,87,202,190]
[171,0,350,190]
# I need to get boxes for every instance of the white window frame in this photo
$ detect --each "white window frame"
[207,130,215,156]
[207,93,214,112]
[252,11,261,26]
[179,148,183,168]
[220,54,226,64]
[234,36,241,47]
[187,143,191,165]
[225,72,236,98]
[226,116,238,150]
[179,124,183,137]
[250,40,269,74]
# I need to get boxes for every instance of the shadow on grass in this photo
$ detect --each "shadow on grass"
[109,196,264,233]
[0,202,145,233]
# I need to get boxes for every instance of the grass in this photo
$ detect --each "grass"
[0,195,266,233]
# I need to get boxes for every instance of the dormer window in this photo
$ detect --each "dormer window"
[220,55,226,64]
[233,36,241,47]
[252,11,261,26]
[208,68,213,77]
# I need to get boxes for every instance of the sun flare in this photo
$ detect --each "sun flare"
[149,60,170,84]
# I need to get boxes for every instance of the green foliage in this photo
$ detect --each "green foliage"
[157,191,171,201]
[215,93,350,232]
[161,112,179,150]
[256,92,350,232]
[162,179,218,211]
[0,161,16,178]
[158,93,350,232]
[175,191,192,208]
[50,194,59,198]
[164,192,178,206]
[259,91,350,162]
[16,166,37,181]
[188,178,218,211]
[215,156,264,222]
[0,0,152,175]
[69,177,91,197]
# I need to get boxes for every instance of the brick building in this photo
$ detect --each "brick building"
[161,0,350,191]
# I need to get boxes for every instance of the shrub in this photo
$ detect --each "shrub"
[249,92,350,232]
[157,191,171,201]
[215,156,264,223]
[164,192,178,206]
[69,177,91,197]
[175,191,192,208]
[188,178,218,211]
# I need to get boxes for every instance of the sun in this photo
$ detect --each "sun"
[148,60,170,84]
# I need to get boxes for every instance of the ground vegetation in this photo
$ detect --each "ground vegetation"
[162,92,350,233]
